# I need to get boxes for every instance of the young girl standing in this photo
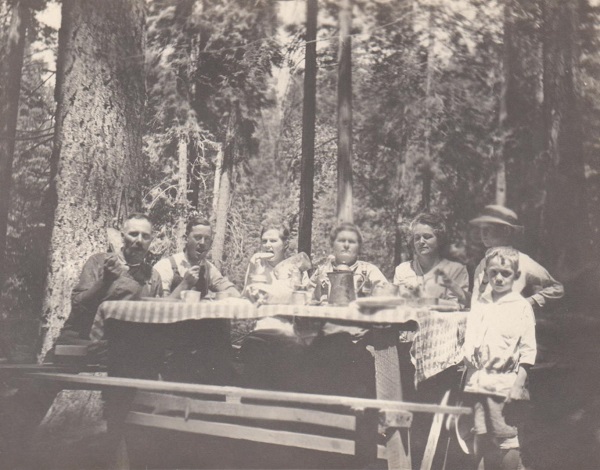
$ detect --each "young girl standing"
[463,247,537,470]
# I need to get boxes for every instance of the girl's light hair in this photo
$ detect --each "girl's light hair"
[484,246,519,272]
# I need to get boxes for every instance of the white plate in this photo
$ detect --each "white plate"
[429,304,460,312]
[140,297,180,302]
[354,297,407,309]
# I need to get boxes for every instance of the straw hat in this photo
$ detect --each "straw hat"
[469,205,523,231]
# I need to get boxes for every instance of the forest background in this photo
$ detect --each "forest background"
[1,0,600,467]
[0,0,599,366]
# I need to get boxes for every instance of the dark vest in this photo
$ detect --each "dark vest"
[169,256,208,298]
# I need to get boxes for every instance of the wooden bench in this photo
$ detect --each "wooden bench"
[27,372,471,469]
[0,344,105,380]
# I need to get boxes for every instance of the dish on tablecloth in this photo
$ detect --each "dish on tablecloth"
[140,297,180,302]
[354,297,407,309]
[429,303,460,312]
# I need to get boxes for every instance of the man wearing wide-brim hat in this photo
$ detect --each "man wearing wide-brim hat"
[469,204,564,310]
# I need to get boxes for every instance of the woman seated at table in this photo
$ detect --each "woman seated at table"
[393,212,469,467]
[393,212,469,308]
[239,223,311,390]
[300,222,390,398]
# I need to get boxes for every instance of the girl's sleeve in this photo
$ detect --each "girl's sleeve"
[519,304,537,366]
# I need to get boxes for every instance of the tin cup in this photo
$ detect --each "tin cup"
[181,290,201,303]
[291,290,307,305]
[373,283,399,297]
[214,291,229,301]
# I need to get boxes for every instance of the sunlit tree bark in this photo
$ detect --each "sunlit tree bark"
[40,0,145,359]
[211,108,237,270]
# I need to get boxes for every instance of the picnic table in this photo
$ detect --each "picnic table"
[90,299,466,388]
[28,299,468,469]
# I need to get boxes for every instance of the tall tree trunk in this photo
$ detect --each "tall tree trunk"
[540,0,589,279]
[336,0,353,223]
[212,111,236,270]
[495,0,513,207]
[40,0,146,359]
[0,0,29,287]
[298,0,317,256]
[211,143,223,221]
[176,133,188,251]
[421,3,435,211]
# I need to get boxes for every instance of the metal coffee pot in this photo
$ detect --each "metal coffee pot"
[326,269,365,306]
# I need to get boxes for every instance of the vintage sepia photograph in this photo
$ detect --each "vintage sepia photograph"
[0,0,599,468]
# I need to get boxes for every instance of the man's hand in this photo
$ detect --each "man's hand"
[182,265,201,288]
[103,254,127,281]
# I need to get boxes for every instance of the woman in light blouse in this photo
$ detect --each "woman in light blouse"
[393,212,469,308]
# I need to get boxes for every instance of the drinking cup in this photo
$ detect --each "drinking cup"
[291,291,307,305]
[373,283,399,297]
[181,290,201,303]
[214,291,229,301]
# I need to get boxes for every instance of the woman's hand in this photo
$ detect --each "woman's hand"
[395,278,421,298]
[435,268,469,306]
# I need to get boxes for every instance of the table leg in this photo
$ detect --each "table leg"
[372,327,412,470]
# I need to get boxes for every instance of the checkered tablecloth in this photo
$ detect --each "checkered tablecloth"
[91,300,428,341]
[90,299,258,341]
[257,303,426,323]
[91,299,467,384]
[411,310,467,386]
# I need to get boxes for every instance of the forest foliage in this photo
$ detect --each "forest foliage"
[0,0,599,358]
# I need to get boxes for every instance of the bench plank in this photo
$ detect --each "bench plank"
[28,373,471,416]
[127,411,360,455]
[133,391,357,431]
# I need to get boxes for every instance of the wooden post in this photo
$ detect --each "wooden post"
[372,327,412,469]
[298,0,317,256]
[336,0,353,223]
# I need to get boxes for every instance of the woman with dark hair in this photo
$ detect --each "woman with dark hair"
[393,213,469,466]
[393,212,469,307]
